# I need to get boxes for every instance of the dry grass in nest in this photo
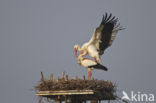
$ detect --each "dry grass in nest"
[35,78,116,92]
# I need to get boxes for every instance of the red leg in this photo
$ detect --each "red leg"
[88,69,92,80]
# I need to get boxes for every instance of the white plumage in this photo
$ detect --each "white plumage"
[74,13,124,64]
[77,53,108,79]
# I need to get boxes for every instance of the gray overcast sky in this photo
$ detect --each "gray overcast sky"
[0,0,156,103]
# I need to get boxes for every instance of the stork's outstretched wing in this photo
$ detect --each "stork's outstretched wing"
[89,13,123,55]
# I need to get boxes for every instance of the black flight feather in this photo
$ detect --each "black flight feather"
[88,63,108,71]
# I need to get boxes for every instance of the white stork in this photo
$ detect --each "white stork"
[74,13,124,64]
[77,53,108,80]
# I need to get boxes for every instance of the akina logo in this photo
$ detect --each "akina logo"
[122,91,154,102]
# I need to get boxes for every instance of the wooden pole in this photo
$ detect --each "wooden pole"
[54,96,61,103]
[39,96,42,103]
[40,72,44,82]
[65,75,68,81]
[62,72,65,80]
[54,100,61,103]
[70,96,83,103]
[65,97,72,103]
[91,100,98,103]
[50,73,53,81]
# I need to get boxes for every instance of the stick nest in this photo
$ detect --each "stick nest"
[35,78,116,95]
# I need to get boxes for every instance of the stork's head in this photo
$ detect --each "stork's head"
[74,44,80,57]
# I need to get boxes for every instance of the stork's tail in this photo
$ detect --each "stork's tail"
[88,63,108,71]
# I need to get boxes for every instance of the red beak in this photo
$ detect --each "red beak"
[74,49,77,57]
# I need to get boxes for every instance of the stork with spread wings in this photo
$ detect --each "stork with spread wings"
[74,13,124,64]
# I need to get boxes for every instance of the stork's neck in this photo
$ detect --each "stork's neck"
[78,51,87,61]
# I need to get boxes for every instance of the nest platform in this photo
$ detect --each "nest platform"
[34,72,118,103]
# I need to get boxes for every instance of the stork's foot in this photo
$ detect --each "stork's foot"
[88,69,92,80]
